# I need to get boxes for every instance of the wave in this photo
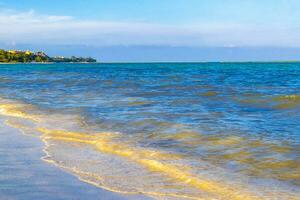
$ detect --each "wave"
[0,97,299,200]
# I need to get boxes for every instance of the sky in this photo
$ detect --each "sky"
[1,0,300,61]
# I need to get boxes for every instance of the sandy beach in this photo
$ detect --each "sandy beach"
[0,117,149,200]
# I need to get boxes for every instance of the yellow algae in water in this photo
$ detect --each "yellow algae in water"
[204,149,255,166]
[160,131,202,141]
[138,159,259,200]
[38,128,182,161]
[39,128,97,140]
[37,127,260,200]
[272,94,300,102]
[218,150,252,161]
[279,172,300,182]
[202,135,245,147]
[238,98,266,106]
[95,140,259,200]
[202,91,217,97]
[0,103,40,121]
[38,128,116,145]
[255,159,299,170]
[268,144,293,153]
[272,94,300,109]
[246,159,300,183]
[246,140,265,148]
[96,141,182,160]
[209,136,244,146]
[127,101,151,106]
[94,135,183,160]
[138,149,183,160]
[238,94,300,109]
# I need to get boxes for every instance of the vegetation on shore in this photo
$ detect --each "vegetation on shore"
[0,49,97,63]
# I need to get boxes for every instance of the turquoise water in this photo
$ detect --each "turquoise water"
[0,63,299,199]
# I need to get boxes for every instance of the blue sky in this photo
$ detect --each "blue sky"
[1,0,300,61]
[2,0,300,25]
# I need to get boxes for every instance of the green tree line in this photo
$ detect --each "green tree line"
[0,50,49,63]
[0,49,96,63]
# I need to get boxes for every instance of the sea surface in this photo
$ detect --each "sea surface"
[0,63,299,200]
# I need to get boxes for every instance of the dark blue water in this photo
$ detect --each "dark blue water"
[0,63,299,199]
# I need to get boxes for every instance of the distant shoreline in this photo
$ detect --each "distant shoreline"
[0,62,101,64]
[0,49,97,63]
[1,61,300,64]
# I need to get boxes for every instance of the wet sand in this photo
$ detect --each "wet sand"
[0,117,150,200]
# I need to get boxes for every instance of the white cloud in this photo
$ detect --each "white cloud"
[0,9,299,47]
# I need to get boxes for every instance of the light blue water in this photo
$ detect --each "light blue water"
[0,63,299,199]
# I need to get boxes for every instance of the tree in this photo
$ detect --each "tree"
[35,56,43,62]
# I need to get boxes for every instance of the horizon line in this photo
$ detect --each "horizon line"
[2,60,300,64]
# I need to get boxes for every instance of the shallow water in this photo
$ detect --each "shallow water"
[0,63,299,199]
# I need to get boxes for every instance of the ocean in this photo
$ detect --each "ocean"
[0,63,299,200]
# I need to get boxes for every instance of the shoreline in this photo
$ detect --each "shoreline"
[0,117,149,200]
[0,62,98,64]
[1,61,300,65]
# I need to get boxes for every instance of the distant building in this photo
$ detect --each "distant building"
[35,51,47,57]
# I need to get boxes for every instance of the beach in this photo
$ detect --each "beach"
[0,117,148,200]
